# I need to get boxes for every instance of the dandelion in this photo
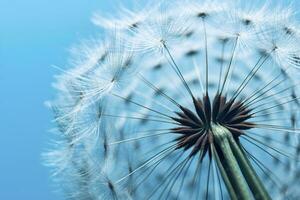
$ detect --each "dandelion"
[45,1,300,199]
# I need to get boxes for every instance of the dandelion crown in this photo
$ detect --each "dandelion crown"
[45,1,300,199]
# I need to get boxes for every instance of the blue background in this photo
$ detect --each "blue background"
[0,1,137,199]
[0,0,298,200]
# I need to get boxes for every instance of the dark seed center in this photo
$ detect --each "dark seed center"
[171,93,254,157]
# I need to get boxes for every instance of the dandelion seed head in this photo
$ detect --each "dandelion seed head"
[45,1,300,199]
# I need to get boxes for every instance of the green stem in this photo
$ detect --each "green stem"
[212,124,252,200]
[212,124,271,200]
[211,144,238,200]
[228,136,271,200]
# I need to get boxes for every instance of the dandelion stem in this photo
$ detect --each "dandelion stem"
[228,135,271,200]
[212,124,271,200]
[212,124,252,200]
[212,144,238,200]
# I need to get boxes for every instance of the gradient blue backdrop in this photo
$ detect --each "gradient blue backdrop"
[0,0,298,200]
[0,1,139,199]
